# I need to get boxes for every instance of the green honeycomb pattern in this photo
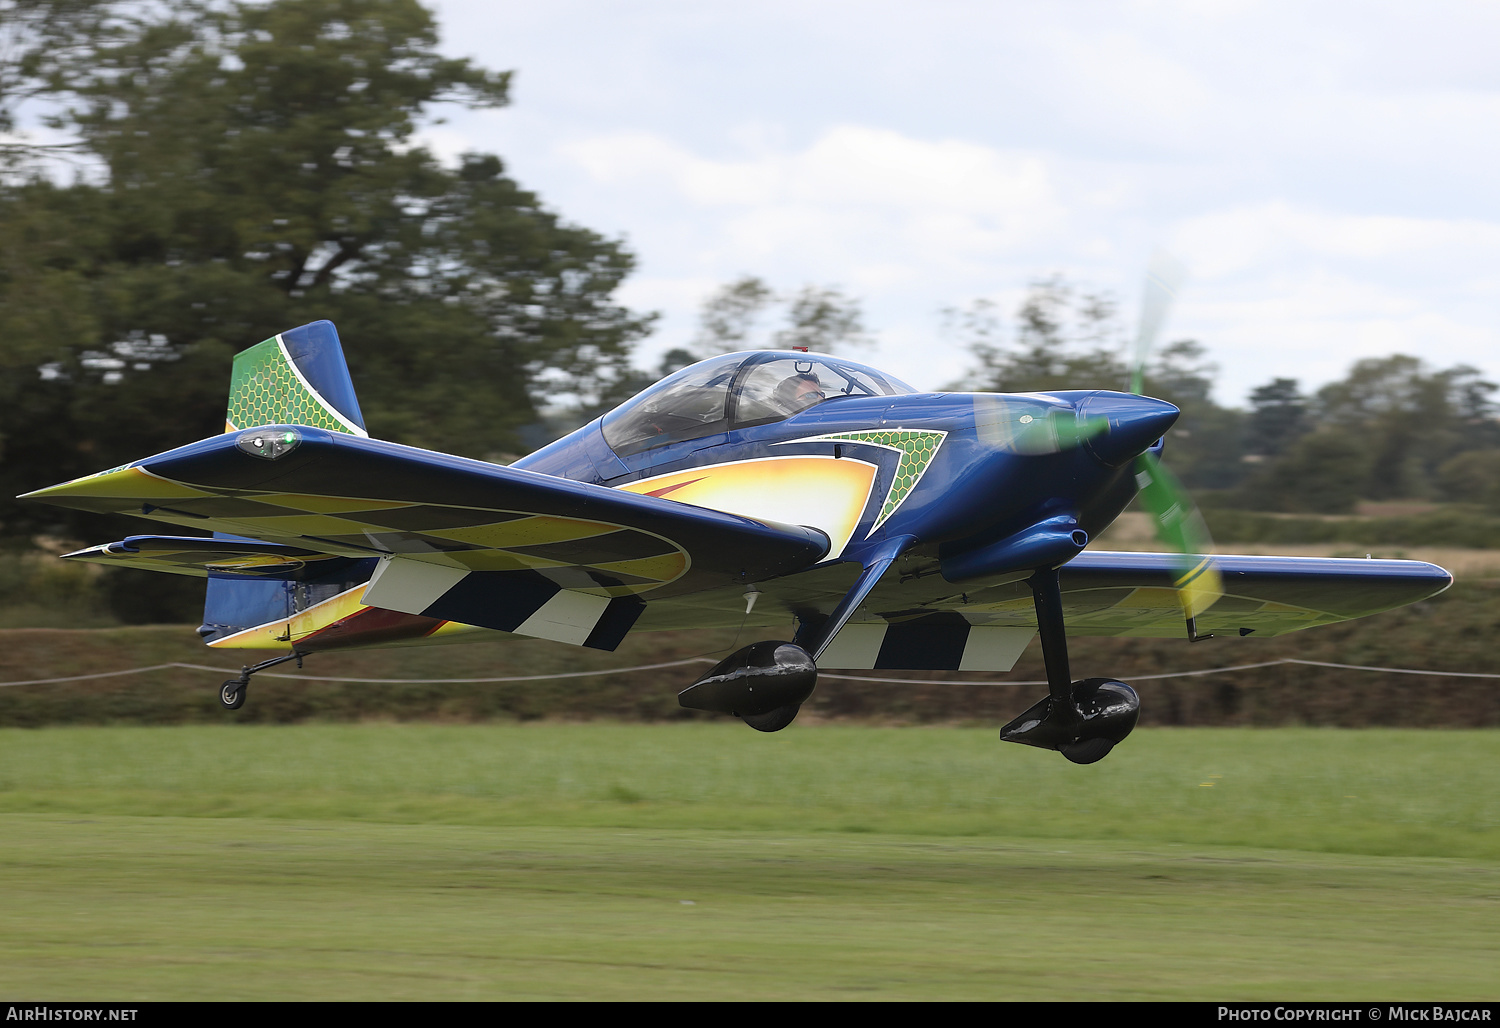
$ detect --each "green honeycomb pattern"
[816,429,946,533]
[225,337,355,434]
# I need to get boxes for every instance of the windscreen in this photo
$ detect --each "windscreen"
[601,351,917,458]
[733,355,913,424]
[600,353,744,457]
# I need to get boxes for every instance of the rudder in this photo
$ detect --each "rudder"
[224,320,367,435]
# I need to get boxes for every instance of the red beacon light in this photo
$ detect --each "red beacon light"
[791,346,809,352]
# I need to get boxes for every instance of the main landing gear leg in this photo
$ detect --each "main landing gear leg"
[676,537,917,733]
[218,651,304,711]
[999,567,1140,764]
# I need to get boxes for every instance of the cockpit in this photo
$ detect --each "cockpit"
[600,351,917,458]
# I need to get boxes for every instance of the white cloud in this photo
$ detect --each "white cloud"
[557,126,1074,288]
[1175,264,1500,400]
[1167,202,1500,387]
[547,124,1500,399]
[1172,202,1500,278]
[551,126,1087,384]
[562,126,1060,228]
[408,126,474,168]
[426,0,1500,402]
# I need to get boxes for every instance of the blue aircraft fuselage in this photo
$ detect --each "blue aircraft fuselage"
[517,382,1178,572]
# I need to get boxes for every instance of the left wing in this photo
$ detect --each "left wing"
[25,426,830,646]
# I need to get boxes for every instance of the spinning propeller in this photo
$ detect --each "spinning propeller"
[1127,252,1222,638]
[973,395,1109,455]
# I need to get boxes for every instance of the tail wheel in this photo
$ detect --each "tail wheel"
[219,679,247,711]
[740,704,800,733]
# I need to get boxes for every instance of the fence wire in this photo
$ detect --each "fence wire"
[2,656,1497,689]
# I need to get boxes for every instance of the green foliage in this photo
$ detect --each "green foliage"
[0,0,652,539]
[774,283,871,352]
[1245,377,1309,456]
[949,278,1500,510]
[1232,358,1500,513]
[1237,429,1372,513]
[1437,449,1500,507]
[1316,356,1497,500]
[947,278,1247,489]
[945,279,1128,394]
[691,274,870,356]
[692,275,775,352]
[0,547,113,626]
[1203,505,1500,549]
[0,1,123,166]
[0,548,206,626]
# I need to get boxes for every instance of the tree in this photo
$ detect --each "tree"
[1255,430,1371,514]
[1436,449,1500,509]
[1313,356,1495,501]
[0,1,121,168]
[1245,378,1309,457]
[692,275,774,353]
[0,0,653,540]
[1233,356,1499,511]
[946,277,1247,489]
[1144,339,1246,490]
[946,277,1127,394]
[774,285,870,352]
[691,275,870,355]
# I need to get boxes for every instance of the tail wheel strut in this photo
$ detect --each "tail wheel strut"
[216,651,304,712]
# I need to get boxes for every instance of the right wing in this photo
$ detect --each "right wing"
[1051,550,1453,637]
[608,549,1454,671]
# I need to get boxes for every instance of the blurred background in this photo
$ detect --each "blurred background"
[0,0,1497,725]
[4,9,1498,1002]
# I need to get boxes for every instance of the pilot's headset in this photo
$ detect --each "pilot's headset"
[773,372,824,414]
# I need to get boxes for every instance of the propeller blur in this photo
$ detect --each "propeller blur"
[1123,251,1222,639]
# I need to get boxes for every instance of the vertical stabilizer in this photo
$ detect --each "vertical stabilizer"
[209,321,371,642]
[224,321,367,435]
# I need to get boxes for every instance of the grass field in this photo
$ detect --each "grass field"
[0,724,1496,1000]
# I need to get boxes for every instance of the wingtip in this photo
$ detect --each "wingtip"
[17,481,74,502]
[19,462,138,500]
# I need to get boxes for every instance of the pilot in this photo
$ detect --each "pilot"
[773,373,826,414]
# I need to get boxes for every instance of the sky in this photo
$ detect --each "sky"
[410,1,1500,405]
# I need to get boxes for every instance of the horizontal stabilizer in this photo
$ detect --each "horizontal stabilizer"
[63,535,362,580]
